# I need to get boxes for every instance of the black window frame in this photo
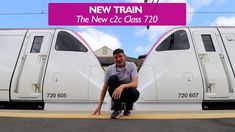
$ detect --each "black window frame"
[201,34,216,52]
[30,36,44,53]
[55,31,88,52]
[156,30,190,52]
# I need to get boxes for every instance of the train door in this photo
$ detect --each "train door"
[192,28,232,99]
[43,30,90,102]
[11,30,53,100]
[139,29,203,101]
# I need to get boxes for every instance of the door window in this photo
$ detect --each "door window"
[30,36,44,53]
[201,35,216,52]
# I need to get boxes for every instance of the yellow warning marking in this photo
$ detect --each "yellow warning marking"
[0,111,235,119]
[121,113,235,119]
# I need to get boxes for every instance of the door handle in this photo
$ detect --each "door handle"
[32,83,40,92]
[38,55,47,64]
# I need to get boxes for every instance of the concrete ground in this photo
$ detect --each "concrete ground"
[0,110,234,132]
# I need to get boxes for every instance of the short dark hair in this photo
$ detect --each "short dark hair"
[113,48,124,55]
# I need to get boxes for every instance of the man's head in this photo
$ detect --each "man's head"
[113,48,126,68]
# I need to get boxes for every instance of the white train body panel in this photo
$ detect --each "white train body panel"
[0,30,27,101]
[138,28,203,102]
[0,27,235,111]
[137,27,235,111]
[0,28,106,110]
[43,29,104,102]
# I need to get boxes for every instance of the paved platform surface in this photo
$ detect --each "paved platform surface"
[0,110,235,119]
[0,110,234,132]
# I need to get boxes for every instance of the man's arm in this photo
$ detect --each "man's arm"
[93,82,108,115]
[121,76,138,89]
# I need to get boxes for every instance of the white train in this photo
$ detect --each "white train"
[0,27,235,111]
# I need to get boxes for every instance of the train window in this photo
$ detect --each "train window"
[156,30,190,51]
[156,35,172,51]
[201,35,216,52]
[55,31,88,52]
[172,30,190,50]
[30,36,44,53]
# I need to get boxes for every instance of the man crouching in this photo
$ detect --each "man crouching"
[93,48,139,119]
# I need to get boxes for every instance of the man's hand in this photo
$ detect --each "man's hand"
[112,85,125,100]
[93,105,101,115]
[93,82,108,115]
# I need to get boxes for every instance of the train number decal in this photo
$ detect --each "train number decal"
[178,93,199,98]
[47,93,67,98]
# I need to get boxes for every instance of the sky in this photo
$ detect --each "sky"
[0,0,235,57]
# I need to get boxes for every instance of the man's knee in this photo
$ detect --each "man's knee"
[132,89,140,102]
[125,88,139,102]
